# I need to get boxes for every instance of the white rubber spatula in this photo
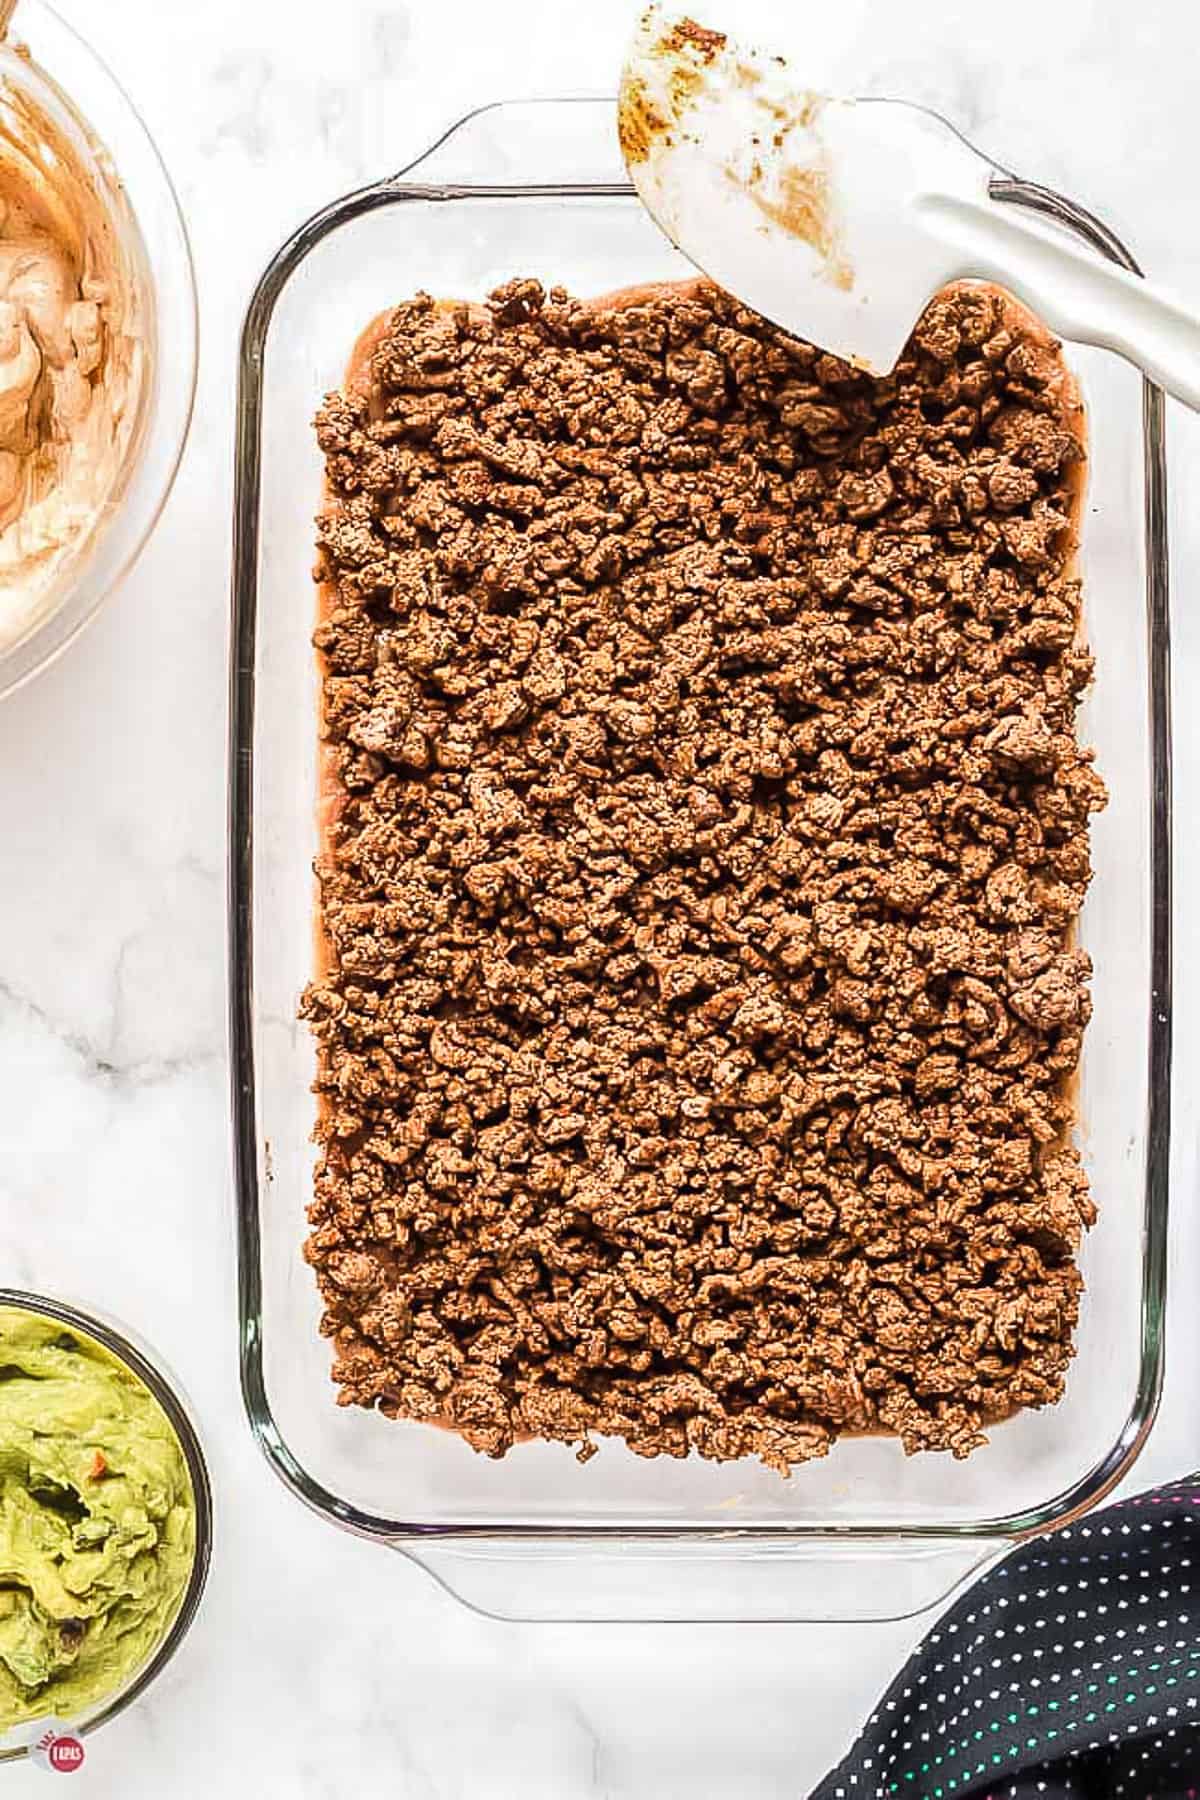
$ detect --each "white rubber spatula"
[619,5,1200,406]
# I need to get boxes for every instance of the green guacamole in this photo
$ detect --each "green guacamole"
[0,1307,196,1731]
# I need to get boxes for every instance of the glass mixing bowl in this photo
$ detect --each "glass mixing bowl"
[0,1,196,698]
[0,1289,212,1763]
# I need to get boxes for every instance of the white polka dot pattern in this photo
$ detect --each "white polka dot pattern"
[813,1477,1200,1800]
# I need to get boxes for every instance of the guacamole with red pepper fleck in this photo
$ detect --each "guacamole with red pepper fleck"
[0,1307,196,1731]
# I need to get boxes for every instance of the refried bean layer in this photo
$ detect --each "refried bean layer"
[302,276,1104,1473]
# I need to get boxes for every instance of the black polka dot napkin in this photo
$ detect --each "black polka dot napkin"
[813,1475,1200,1800]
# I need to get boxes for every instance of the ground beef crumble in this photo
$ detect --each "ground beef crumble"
[302,276,1105,1474]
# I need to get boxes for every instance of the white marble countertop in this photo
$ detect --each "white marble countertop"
[2,0,1198,1792]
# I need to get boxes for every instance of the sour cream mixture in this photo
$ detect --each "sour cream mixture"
[0,71,147,651]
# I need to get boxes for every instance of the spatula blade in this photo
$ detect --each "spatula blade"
[619,5,995,373]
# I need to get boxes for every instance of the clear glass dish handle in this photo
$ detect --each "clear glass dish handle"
[389,96,630,191]
[393,1536,1007,1624]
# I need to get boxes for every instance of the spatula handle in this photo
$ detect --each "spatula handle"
[922,193,1200,411]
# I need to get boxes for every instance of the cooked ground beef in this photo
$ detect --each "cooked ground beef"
[302,276,1104,1473]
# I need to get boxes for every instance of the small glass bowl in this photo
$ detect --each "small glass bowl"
[0,1,196,699]
[0,1288,212,1763]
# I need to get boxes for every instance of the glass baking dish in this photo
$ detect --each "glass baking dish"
[229,99,1171,1622]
